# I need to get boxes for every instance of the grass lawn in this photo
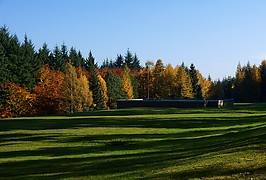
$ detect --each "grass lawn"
[0,103,265,179]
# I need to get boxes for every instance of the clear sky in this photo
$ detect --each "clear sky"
[1,0,266,80]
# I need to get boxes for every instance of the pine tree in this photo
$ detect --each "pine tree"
[22,36,41,89]
[114,54,124,68]
[132,53,141,70]
[260,60,266,102]
[38,43,50,66]
[86,52,104,109]
[105,71,127,108]
[189,63,202,98]
[124,49,134,69]
[0,44,10,84]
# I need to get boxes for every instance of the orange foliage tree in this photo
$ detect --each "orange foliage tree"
[1,83,36,118]
[34,65,64,115]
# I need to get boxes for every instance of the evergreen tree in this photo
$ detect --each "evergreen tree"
[85,51,96,71]
[130,74,139,99]
[114,54,124,67]
[189,63,202,98]
[0,44,10,84]
[87,52,104,109]
[105,71,127,108]
[124,49,134,69]
[260,60,266,102]
[208,80,224,99]
[69,47,84,67]
[132,53,141,70]
[38,43,50,66]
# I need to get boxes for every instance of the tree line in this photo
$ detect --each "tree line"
[1,26,266,117]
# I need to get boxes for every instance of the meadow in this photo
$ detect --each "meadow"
[0,104,265,179]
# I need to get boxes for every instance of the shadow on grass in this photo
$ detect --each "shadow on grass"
[0,104,265,179]
[0,124,265,179]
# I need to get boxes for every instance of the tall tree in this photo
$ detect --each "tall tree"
[69,47,84,67]
[260,60,266,102]
[175,66,193,99]
[235,63,245,102]
[105,71,127,108]
[20,35,40,89]
[122,65,134,99]
[98,74,109,109]
[38,43,50,66]
[114,54,124,68]
[132,53,141,70]
[164,64,176,98]
[189,63,202,98]
[153,59,165,99]
[124,49,134,69]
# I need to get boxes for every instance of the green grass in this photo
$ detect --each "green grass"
[0,104,266,179]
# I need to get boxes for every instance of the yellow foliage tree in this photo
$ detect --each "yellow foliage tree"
[122,65,134,99]
[98,74,109,109]
[60,63,93,113]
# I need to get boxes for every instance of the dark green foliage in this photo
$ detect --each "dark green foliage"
[105,71,127,108]
[38,43,50,67]
[260,61,266,101]
[0,44,10,84]
[189,63,202,99]
[114,54,124,68]
[85,51,97,71]
[69,47,84,67]
[87,52,104,110]
[221,77,235,99]
[132,53,141,70]
[130,74,139,99]
[124,49,134,69]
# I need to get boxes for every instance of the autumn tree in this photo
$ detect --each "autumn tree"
[175,66,193,99]
[164,64,176,98]
[153,59,165,99]
[98,74,109,109]
[122,65,134,99]
[60,63,93,113]
[1,83,36,118]
[34,65,64,114]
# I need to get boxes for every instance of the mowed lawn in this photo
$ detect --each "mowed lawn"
[0,104,266,179]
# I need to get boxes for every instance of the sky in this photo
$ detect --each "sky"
[1,0,266,80]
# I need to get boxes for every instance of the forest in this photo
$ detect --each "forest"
[1,26,266,118]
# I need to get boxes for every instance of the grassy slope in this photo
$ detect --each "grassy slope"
[0,104,265,179]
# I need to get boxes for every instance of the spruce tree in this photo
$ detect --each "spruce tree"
[38,43,50,66]
[260,60,266,102]
[105,71,127,108]
[189,63,202,99]
[114,54,124,68]
[132,53,141,70]
[124,49,134,69]
[87,52,104,109]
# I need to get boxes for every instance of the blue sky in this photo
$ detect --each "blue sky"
[1,0,266,79]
